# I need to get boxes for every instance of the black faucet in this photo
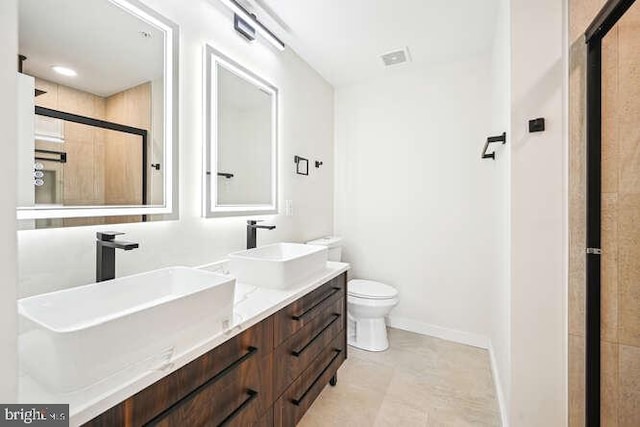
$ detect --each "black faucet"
[246,220,276,249]
[96,232,139,282]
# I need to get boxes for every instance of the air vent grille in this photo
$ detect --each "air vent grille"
[381,48,411,66]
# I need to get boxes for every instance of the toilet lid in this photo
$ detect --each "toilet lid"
[348,279,398,299]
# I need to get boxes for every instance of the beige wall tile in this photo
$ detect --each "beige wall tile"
[570,0,606,43]
[34,78,58,109]
[569,37,586,200]
[618,194,640,346]
[569,335,585,427]
[63,217,106,227]
[617,8,640,195]
[58,85,96,117]
[569,35,587,338]
[602,27,619,194]
[601,193,618,342]
[94,129,105,204]
[63,139,95,205]
[104,83,150,209]
[618,344,640,426]
[602,341,619,426]
[569,194,586,337]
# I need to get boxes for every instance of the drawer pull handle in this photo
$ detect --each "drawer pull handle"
[291,287,341,321]
[143,347,258,426]
[291,349,342,406]
[291,314,341,357]
[218,389,258,427]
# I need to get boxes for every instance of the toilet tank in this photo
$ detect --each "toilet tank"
[306,236,343,262]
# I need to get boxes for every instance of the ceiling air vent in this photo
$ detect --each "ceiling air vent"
[381,47,411,67]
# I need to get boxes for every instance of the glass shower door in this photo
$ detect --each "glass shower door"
[586,0,640,425]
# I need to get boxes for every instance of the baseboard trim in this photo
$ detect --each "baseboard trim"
[488,343,509,427]
[386,316,508,426]
[386,316,490,349]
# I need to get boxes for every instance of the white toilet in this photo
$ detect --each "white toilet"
[306,237,399,352]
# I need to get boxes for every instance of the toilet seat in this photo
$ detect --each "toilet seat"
[348,279,398,300]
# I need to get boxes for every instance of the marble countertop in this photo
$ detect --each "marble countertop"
[18,261,350,426]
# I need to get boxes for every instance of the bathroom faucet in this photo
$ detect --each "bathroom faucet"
[246,220,276,249]
[96,232,139,282]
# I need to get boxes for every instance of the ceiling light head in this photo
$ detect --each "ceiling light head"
[218,0,285,51]
[139,30,153,38]
[51,65,77,77]
[234,13,256,41]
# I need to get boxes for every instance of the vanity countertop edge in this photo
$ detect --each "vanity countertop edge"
[19,261,350,427]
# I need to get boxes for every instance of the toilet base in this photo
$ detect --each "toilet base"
[347,317,389,352]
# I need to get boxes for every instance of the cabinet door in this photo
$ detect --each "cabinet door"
[274,334,345,427]
[274,297,344,397]
[274,273,346,347]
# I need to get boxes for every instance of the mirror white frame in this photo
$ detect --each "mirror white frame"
[16,0,179,221]
[203,45,278,218]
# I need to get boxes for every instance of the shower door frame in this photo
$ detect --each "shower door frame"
[584,0,636,425]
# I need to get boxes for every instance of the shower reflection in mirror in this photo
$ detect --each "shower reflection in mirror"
[16,0,179,229]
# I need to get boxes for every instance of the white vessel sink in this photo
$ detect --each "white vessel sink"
[228,243,328,289]
[18,267,235,394]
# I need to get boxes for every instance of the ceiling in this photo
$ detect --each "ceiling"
[254,0,501,87]
[19,0,164,98]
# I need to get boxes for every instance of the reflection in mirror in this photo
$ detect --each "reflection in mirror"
[17,0,178,229]
[204,46,278,217]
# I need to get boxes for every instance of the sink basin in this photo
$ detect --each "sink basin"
[228,242,328,289]
[18,266,235,394]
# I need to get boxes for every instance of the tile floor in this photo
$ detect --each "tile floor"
[299,328,501,426]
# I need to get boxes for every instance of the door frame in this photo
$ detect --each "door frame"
[584,0,636,424]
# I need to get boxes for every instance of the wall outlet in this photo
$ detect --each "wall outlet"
[285,199,294,216]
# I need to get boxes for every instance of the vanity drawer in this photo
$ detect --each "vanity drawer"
[274,334,345,427]
[83,316,274,427]
[274,273,346,347]
[274,297,344,397]
[148,353,273,427]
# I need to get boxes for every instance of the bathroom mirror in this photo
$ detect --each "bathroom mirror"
[203,45,278,218]
[16,0,179,229]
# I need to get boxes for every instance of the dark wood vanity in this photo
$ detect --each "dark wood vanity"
[83,272,347,427]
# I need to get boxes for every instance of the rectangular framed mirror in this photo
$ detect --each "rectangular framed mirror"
[203,45,278,218]
[16,0,179,229]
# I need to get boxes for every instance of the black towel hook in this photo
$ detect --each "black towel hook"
[481,132,507,160]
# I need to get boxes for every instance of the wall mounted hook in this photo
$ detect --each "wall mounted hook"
[481,132,507,160]
[315,160,323,168]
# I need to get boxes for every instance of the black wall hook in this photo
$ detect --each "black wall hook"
[315,160,323,168]
[481,132,507,160]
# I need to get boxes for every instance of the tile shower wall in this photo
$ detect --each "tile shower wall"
[601,5,640,425]
[569,0,640,425]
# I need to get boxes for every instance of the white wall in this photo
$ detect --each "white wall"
[0,0,19,403]
[510,0,567,425]
[488,0,512,423]
[334,52,508,347]
[17,0,335,297]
